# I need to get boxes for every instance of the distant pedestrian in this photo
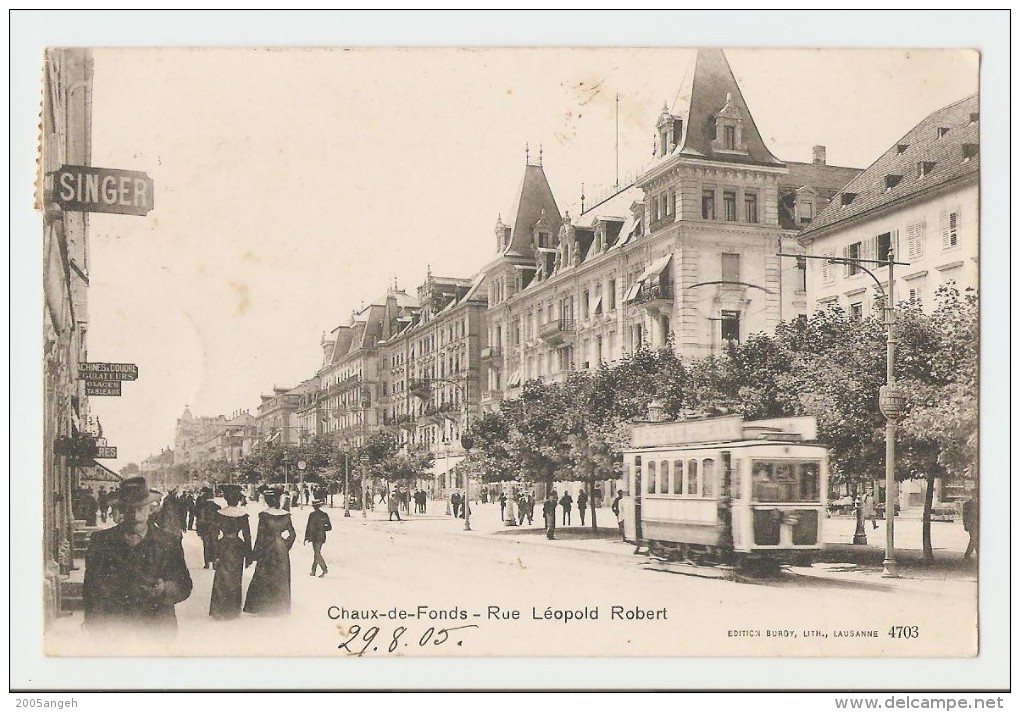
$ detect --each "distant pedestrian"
[577,489,588,526]
[525,492,536,525]
[861,489,878,530]
[962,497,978,560]
[612,490,625,540]
[97,487,109,524]
[543,493,558,540]
[451,491,461,518]
[82,487,98,527]
[559,491,573,526]
[157,489,185,540]
[388,490,402,521]
[499,492,507,521]
[304,498,332,577]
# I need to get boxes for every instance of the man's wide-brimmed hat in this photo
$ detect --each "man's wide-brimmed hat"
[312,498,325,506]
[220,484,243,497]
[260,485,283,496]
[115,477,162,507]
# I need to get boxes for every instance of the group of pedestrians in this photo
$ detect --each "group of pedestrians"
[81,475,335,636]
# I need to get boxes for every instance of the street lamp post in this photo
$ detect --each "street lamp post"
[360,454,369,519]
[343,450,351,518]
[780,248,906,577]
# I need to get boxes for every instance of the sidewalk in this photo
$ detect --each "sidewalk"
[340,501,977,580]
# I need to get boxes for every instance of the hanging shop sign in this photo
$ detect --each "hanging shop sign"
[51,165,154,216]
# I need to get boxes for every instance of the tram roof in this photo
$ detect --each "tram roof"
[623,438,828,453]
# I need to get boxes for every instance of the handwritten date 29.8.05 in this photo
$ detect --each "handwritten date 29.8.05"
[338,624,479,656]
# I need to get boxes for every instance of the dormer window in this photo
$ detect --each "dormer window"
[840,192,857,207]
[537,232,549,248]
[896,143,909,154]
[937,126,950,139]
[884,174,903,191]
[962,143,978,162]
[969,112,979,125]
[724,125,736,150]
[917,161,935,178]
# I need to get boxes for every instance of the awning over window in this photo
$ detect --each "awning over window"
[506,369,522,387]
[624,281,643,303]
[626,255,673,303]
[591,293,603,315]
[637,254,673,283]
[432,455,465,478]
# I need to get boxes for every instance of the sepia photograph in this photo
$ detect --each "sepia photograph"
[11,10,1010,695]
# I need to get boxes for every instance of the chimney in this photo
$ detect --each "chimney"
[812,145,826,165]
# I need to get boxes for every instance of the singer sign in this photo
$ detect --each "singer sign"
[52,165,154,216]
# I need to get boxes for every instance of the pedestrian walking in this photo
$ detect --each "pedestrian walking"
[612,490,625,540]
[861,489,878,530]
[577,489,588,526]
[559,491,573,526]
[305,498,332,577]
[543,492,558,540]
[962,496,978,560]
[209,485,252,621]
[97,487,109,524]
[157,489,185,540]
[82,487,99,527]
[243,487,296,616]
[182,491,196,530]
[451,491,461,518]
[82,476,193,636]
[388,490,403,521]
[195,488,221,569]
[525,491,536,525]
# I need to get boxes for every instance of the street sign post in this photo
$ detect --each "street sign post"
[85,381,122,396]
[51,165,154,216]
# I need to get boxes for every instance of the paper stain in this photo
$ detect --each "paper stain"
[229,280,251,317]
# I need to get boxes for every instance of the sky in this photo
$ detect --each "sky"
[81,47,978,467]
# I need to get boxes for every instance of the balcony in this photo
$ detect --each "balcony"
[633,283,674,313]
[480,345,502,361]
[480,390,503,404]
[538,318,576,346]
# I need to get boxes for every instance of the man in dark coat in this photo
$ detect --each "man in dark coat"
[194,488,221,569]
[577,488,589,526]
[157,489,185,540]
[304,499,333,577]
[543,492,558,540]
[83,476,193,635]
[97,487,109,524]
[451,491,462,518]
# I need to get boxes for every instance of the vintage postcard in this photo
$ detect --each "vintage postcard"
[29,39,995,675]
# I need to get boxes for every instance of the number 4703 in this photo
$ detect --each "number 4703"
[889,626,919,638]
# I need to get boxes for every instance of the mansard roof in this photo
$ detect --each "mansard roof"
[801,94,979,238]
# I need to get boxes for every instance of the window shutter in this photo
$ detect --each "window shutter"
[941,211,950,250]
[842,245,851,277]
[863,236,875,261]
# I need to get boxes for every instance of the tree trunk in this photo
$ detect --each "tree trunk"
[589,475,598,530]
[921,471,936,564]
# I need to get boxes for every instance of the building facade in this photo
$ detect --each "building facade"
[481,49,862,412]
[798,94,979,316]
[41,48,94,622]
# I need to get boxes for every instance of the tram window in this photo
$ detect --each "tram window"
[687,460,699,496]
[799,463,820,501]
[647,461,657,494]
[672,460,684,494]
[702,459,715,498]
[659,461,669,494]
[774,463,797,501]
[732,460,743,499]
[623,463,633,498]
[752,462,778,501]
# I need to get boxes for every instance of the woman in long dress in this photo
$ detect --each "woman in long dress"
[243,488,296,616]
[209,485,252,620]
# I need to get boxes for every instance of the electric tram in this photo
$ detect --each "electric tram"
[621,415,828,567]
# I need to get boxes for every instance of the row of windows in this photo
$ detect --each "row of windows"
[643,458,716,498]
[821,209,962,284]
[702,187,759,223]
